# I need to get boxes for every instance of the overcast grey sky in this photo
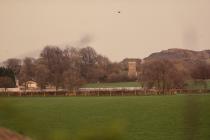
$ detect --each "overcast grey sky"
[0,0,210,62]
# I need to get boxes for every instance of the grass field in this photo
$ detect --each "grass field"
[186,80,210,90]
[83,80,210,89]
[0,95,210,140]
[82,82,141,88]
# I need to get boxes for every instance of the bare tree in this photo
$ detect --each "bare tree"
[79,47,98,82]
[19,57,35,89]
[63,47,81,72]
[95,55,111,82]
[191,61,210,89]
[105,62,130,82]
[34,58,50,89]
[63,69,83,92]
[62,47,84,91]
[79,46,98,65]
[107,71,128,82]
[40,46,65,90]
[141,59,186,94]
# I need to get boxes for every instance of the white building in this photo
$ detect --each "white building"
[21,80,38,90]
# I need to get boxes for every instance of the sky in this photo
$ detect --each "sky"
[0,0,210,62]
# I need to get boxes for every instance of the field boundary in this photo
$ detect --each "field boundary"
[1,88,210,96]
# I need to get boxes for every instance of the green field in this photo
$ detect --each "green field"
[83,80,210,89]
[82,82,141,88]
[186,80,210,90]
[0,95,210,140]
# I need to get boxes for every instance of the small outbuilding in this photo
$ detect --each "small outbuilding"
[23,80,38,90]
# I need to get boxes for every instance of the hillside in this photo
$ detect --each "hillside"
[144,48,210,72]
[145,48,210,61]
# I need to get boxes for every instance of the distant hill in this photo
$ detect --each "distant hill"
[145,48,210,61]
[144,48,210,73]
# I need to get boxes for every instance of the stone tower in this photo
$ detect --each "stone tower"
[128,61,137,78]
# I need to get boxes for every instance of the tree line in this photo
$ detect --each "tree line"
[1,45,210,94]
[140,59,210,94]
[2,46,135,91]
[0,67,16,91]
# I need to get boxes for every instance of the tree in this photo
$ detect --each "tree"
[34,58,50,89]
[0,77,14,92]
[3,58,21,78]
[63,47,81,73]
[40,46,65,90]
[191,61,210,89]
[19,57,35,89]
[62,47,84,91]
[107,71,128,82]
[63,69,83,92]
[140,59,186,94]
[79,46,98,65]
[105,62,130,82]
[79,47,98,82]
[95,55,111,82]
[63,46,112,83]
[0,67,16,91]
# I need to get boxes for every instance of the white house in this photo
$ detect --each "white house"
[22,80,38,90]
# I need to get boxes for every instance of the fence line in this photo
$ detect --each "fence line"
[0,88,210,96]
